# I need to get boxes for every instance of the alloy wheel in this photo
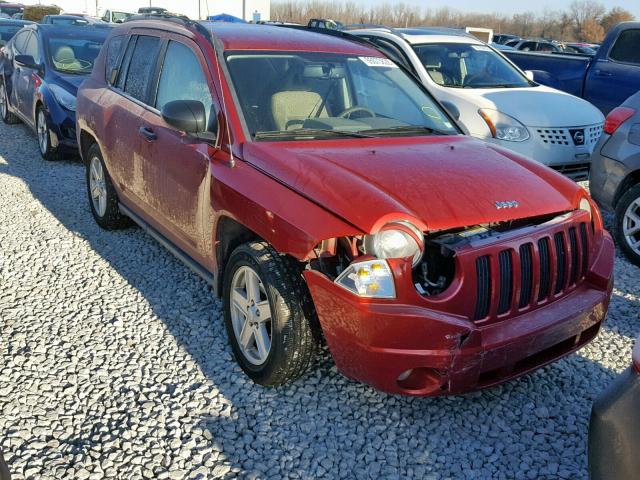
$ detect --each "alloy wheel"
[37,110,48,155]
[230,265,273,365]
[623,197,640,256]
[89,156,107,217]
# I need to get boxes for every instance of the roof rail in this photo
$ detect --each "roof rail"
[274,24,384,50]
[342,23,398,33]
[123,13,212,42]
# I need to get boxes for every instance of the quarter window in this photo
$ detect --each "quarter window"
[610,29,640,65]
[155,41,214,128]
[122,35,162,103]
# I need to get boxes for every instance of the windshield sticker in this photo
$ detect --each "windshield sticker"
[471,45,492,52]
[359,56,398,68]
[421,105,442,120]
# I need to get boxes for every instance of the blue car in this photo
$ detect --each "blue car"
[0,24,109,159]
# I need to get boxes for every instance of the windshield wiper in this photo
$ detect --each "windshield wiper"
[362,125,453,136]
[253,128,377,140]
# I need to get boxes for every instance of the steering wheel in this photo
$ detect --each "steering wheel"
[338,106,376,119]
[57,58,92,70]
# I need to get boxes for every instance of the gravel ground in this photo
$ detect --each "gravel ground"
[0,118,638,480]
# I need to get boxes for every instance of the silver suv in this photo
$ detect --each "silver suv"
[590,90,640,266]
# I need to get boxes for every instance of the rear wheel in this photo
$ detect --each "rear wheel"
[36,106,61,161]
[85,143,130,230]
[0,81,20,125]
[223,242,317,386]
[614,184,640,267]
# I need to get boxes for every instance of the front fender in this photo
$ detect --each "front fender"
[210,157,361,263]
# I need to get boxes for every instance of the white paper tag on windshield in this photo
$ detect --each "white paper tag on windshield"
[359,56,398,68]
[471,45,492,52]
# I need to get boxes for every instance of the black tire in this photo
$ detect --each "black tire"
[85,143,130,230]
[223,242,317,386]
[614,183,640,267]
[0,80,20,125]
[36,105,61,161]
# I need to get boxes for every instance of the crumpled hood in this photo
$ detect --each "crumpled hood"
[463,85,604,127]
[242,136,581,233]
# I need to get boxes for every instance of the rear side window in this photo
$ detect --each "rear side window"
[122,35,162,103]
[610,29,640,65]
[105,35,126,85]
[155,41,214,127]
[520,42,536,51]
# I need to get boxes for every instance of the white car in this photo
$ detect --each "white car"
[349,27,605,180]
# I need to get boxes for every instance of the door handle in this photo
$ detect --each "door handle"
[594,70,612,77]
[138,126,157,141]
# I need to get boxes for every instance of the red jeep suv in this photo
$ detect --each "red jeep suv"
[76,17,614,396]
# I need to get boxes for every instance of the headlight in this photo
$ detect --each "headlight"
[579,196,592,220]
[335,259,395,298]
[364,221,424,266]
[49,85,76,111]
[479,108,530,142]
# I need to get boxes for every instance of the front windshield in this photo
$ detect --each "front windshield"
[413,43,532,89]
[225,51,459,140]
[47,36,104,74]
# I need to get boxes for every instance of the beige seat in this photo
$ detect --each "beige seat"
[270,90,328,131]
[53,46,83,71]
[421,51,445,85]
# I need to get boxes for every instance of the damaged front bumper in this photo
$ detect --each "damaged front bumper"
[304,232,614,396]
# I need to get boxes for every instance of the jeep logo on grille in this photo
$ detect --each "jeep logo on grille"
[495,200,519,209]
[570,129,585,146]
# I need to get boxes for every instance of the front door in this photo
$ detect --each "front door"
[137,37,219,262]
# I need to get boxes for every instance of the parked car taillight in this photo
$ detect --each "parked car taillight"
[604,107,636,135]
[633,336,640,374]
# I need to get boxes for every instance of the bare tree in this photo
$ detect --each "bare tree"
[569,0,606,35]
[601,7,634,33]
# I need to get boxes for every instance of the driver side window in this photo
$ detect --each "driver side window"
[155,41,215,130]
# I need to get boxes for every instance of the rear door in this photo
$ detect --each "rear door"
[138,35,219,261]
[585,28,640,114]
[99,32,164,215]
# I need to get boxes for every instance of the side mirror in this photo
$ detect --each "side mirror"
[15,54,39,70]
[524,70,535,81]
[441,100,460,120]
[161,100,218,141]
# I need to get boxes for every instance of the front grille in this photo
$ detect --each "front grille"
[535,123,603,147]
[473,220,591,322]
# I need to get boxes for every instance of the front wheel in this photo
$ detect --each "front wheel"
[223,242,317,386]
[36,106,61,161]
[614,184,640,267]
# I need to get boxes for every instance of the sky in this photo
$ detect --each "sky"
[347,0,640,18]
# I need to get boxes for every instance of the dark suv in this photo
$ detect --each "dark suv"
[76,18,613,396]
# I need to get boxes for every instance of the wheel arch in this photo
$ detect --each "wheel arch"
[613,168,640,209]
[214,215,265,296]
